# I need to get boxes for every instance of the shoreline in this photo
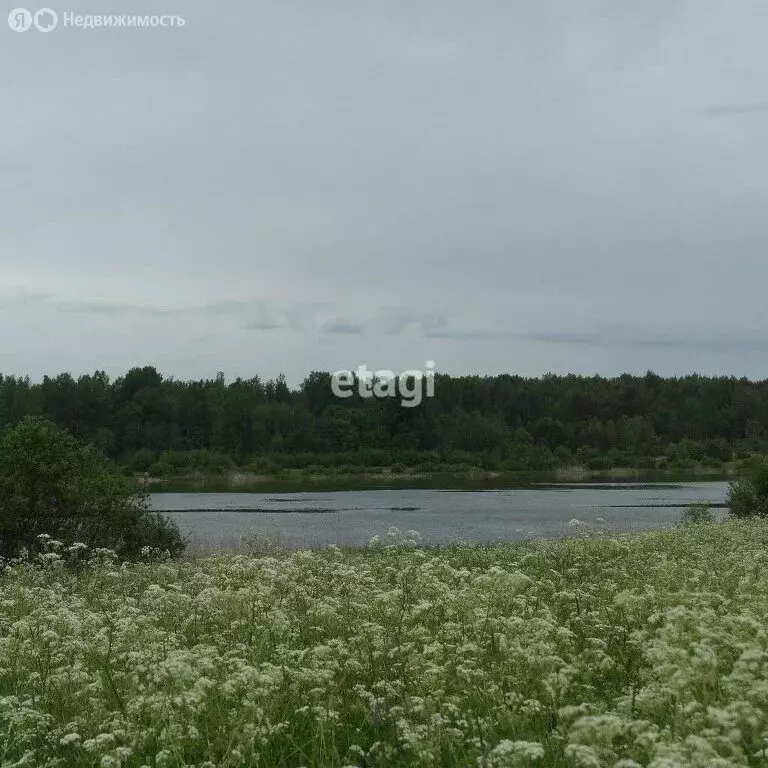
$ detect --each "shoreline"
[139,463,736,493]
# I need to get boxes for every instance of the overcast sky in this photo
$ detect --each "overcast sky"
[2,0,768,385]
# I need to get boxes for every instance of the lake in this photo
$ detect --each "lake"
[150,481,729,550]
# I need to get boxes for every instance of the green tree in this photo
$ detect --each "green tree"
[0,417,184,558]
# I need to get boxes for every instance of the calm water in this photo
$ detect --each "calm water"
[151,481,729,550]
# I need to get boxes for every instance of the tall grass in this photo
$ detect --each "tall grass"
[2,521,768,766]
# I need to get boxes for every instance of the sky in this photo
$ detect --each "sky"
[2,0,768,385]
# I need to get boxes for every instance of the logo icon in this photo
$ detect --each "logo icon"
[7,7,32,31]
[33,7,57,30]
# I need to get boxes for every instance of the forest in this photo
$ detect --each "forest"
[1,366,766,477]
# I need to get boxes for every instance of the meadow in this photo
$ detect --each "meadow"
[2,521,768,767]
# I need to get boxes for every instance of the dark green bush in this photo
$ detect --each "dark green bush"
[148,460,174,478]
[727,458,768,519]
[0,417,185,559]
[123,448,159,473]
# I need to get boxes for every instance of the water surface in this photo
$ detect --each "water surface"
[151,481,728,550]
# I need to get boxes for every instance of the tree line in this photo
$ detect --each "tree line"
[1,367,767,475]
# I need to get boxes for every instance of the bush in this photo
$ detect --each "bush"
[123,448,159,473]
[148,460,174,478]
[246,456,283,475]
[678,502,714,526]
[586,455,612,470]
[0,417,185,559]
[727,458,768,518]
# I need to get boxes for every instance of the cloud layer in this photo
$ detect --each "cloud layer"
[2,1,768,382]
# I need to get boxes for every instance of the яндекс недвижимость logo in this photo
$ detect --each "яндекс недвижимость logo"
[7,8,185,31]
[8,7,58,31]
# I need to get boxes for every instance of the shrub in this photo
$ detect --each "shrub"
[587,455,612,470]
[0,417,185,558]
[123,448,159,473]
[678,501,714,526]
[727,458,768,518]
[148,460,174,478]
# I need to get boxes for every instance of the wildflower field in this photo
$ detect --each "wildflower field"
[3,522,768,768]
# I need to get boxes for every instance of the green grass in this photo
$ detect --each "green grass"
[3,521,768,766]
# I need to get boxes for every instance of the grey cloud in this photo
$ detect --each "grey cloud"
[49,295,314,331]
[522,331,604,346]
[378,310,464,337]
[624,334,768,353]
[517,329,768,354]
[0,292,54,309]
[54,300,178,315]
[201,300,253,316]
[2,1,768,381]
[244,317,289,331]
[201,300,305,331]
[321,320,364,335]
[0,293,186,316]
[375,310,510,340]
[700,101,768,118]
[425,328,510,341]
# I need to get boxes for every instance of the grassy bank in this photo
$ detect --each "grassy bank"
[142,462,737,492]
[125,444,746,492]
[3,520,768,766]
